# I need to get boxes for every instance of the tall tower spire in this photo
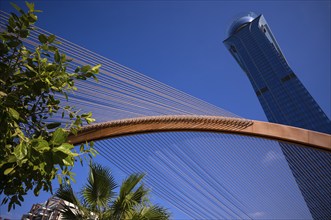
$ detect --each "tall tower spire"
[224,14,331,219]
[224,14,331,134]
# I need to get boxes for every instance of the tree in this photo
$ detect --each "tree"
[55,163,171,220]
[0,2,100,211]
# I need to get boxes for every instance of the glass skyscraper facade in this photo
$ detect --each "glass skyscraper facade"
[224,13,331,219]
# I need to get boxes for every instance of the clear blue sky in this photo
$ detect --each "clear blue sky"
[0,1,330,219]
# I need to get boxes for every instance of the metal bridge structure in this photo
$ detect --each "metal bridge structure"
[1,11,330,219]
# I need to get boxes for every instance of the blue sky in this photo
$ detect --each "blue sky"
[0,1,330,219]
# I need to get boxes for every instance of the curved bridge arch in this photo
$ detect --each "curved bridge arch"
[68,115,331,152]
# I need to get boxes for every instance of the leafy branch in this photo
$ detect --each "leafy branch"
[0,2,101,211]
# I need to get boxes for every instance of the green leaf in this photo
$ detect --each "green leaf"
[24,64,38,73]
[18,195,24,202]
[62,156,74,166]
[85,117,95,124]
[57,175,62,185]
[14,142,27,160]
[48,45,57,52]
[90,148,98,157]
[10,3,24,14]
[34,183,42,196]
[7,40,21,48]
[53,143,74,155]
[6,155,17,163]
[0,91,7,97]
[4,167,15,175]
[8,17,15,28]
[38,34,48,44]
[91,64,101,72]
[54,50,60,62]
[70,128,78,136]
[8,202,12,212]
[47,122,61,129]
[28,13,38,22]
[48,35,56,43]
[19,29,29,38]
[14,69,21,75]
[17,158,28,167]
[81,112,92,118]
[50,128,68,146]
[8,108,19,120]
[32,139,50,152]
[25,1,35,11]
[80,65,91,73]
[61,54,66,62]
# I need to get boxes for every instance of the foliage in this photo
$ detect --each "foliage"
[0,2,100,211]
[55,163,171,220]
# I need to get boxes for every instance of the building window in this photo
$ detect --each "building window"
[281,72,297,83]
[256,86,269,96]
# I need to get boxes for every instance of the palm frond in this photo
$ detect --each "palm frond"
[139,205,171,220]
[119,173,145,199]
[81,163,117,212]
[131,184,149,204]
[55,185,80,206]
[55,185,90,219]
[55,166,170,220]
[59,203,86,220]
[111,173,148,219]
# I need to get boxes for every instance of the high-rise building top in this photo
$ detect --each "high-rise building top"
[224,14,331,219]
[227,12,257,37]
[224,14,331,134]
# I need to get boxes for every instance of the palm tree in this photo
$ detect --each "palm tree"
[55,163,170,220]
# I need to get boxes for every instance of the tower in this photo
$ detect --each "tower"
[224,13,331,219]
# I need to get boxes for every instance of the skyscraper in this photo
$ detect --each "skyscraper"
[224,13,331,219]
